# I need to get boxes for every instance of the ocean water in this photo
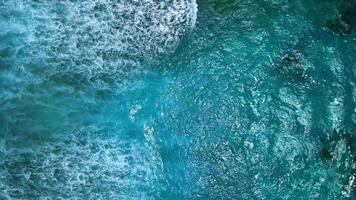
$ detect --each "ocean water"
[0,0,355,199]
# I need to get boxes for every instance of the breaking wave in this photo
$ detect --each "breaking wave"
[0,128,163,199]
[2,0,197,76]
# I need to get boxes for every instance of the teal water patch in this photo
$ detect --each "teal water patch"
[0,0,355,199]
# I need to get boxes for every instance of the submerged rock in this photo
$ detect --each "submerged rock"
[326,17,353,36]
[319,129,355,161]
[274,49,310,82]
[319,129,356,197]
[326,2,356,36]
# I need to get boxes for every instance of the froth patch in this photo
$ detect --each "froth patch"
[0,130,162,199]
[14,0,197,76]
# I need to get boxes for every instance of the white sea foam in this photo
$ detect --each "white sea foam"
[0,129,162,199]
[9,0,197,77]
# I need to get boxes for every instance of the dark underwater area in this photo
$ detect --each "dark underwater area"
[0,0,355,199]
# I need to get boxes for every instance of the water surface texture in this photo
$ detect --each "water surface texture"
[0,0,355,199]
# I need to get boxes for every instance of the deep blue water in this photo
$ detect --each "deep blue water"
[0,0,355,199]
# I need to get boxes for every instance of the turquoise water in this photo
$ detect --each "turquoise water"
[0,0,355,199]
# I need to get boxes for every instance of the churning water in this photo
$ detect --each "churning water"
[0,0,355,199]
